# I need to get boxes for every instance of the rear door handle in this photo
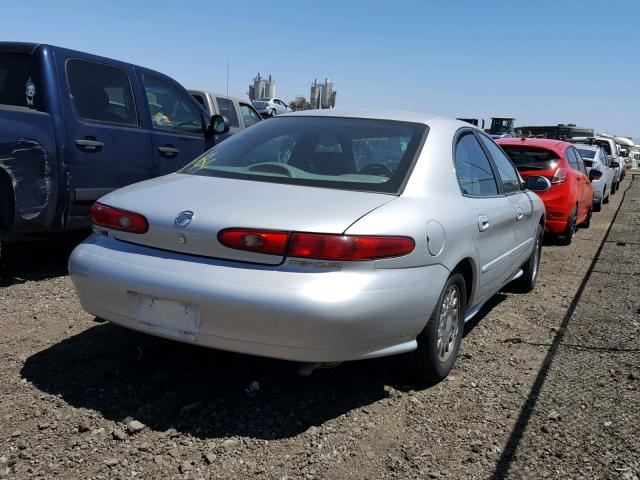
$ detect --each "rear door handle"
[158,145,180,156]
[75,139,104,151]
[478,215,491,232]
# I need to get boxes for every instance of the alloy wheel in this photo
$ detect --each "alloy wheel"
[437,285,460,362]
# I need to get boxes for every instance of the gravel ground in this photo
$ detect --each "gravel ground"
[1,176,639,480]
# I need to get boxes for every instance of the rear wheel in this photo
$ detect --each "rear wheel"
[593,196,602,212]
[405,273,466,384]
[603,188,610,204]
[611,181,617,195]
[514,224,543,292]
[558,206,577,245]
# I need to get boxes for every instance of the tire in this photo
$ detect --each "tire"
[593,198,602,212]
[611,181,617,195]
[405,273,466,384]
[602,188,610,205]
[514,223,543,293]
[581,205,593,228]
[558,206,577,245]
[270,109,276,118]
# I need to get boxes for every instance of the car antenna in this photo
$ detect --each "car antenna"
[226,58,229,101]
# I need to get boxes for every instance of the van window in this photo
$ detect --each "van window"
[0,52,42,110]
[215,97,239,127]
[143,76,203,135]
[66,59,138,126]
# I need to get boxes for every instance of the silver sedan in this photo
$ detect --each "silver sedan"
[69,110,549,383]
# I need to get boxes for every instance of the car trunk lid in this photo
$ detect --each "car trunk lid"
[98,174,395,265]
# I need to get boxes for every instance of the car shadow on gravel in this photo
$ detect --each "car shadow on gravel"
[0,232,89,287]
[21,322,410,440]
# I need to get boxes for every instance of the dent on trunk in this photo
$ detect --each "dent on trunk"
[0,139,56,231]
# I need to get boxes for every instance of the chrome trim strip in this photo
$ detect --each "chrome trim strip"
[481,237,534,273]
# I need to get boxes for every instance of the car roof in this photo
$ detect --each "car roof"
[496,137,571,156]
[188,90,254,105]
[0,42,40,54]
[284,108,447,126]
[572,143,598,151]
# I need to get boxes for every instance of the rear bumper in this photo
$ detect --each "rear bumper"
[538,185,573,233]
[69,235,449,362]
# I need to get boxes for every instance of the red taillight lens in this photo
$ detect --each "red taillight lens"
[288,233,415,260]
[551,167,567,184]
[90,202,149,234]
[218,229,415,260]
[218,229,289,255]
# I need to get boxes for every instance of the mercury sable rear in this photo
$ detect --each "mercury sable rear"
[70,110,548,382]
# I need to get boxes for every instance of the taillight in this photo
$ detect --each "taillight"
[289,233,415,260]
[90,202,149,234]
[218,229,415,260]
[218,229,289,255]
[551,167,567,184]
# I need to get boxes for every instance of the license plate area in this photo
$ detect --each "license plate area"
[133,293,200,341]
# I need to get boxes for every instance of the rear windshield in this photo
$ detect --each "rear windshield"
[576,148,596,159]
[501,145,560,170]
[181,117,427,194]
[253,101,268,108]
[0,52,42,110]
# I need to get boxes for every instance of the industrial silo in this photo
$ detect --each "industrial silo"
[253,73,265,100]
[265,75,276,98]
[310,79,320,108]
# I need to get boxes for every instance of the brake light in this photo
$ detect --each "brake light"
[551,167,567,184]
[289,233,414,260]
[218,229,289,255]
[218,229,415,260]
[90,203,149,233]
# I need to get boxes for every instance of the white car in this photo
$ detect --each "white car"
[252,97,291,117]
[575,144,613,211]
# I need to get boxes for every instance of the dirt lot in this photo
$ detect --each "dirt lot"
[1,176,639,480]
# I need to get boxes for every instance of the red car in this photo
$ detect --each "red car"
[496,138,598,245]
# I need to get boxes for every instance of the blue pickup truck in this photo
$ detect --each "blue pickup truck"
[0,42,227,256]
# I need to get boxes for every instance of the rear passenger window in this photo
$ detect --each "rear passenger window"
[66,59,138,126]
[454,132,499,197]
[215,97,239,127]
[477,134,522,194]
[143,76,203,135]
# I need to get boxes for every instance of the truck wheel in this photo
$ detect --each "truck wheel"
[405,273,466,385]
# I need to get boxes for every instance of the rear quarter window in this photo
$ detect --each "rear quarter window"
[0,52,42,110]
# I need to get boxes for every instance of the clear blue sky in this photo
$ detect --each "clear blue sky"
[3,0,639,137]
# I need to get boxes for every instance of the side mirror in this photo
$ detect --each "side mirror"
[611,161,620,169]
[588,169,603,181]
[525,175,551,192]
[206,114,229,139]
